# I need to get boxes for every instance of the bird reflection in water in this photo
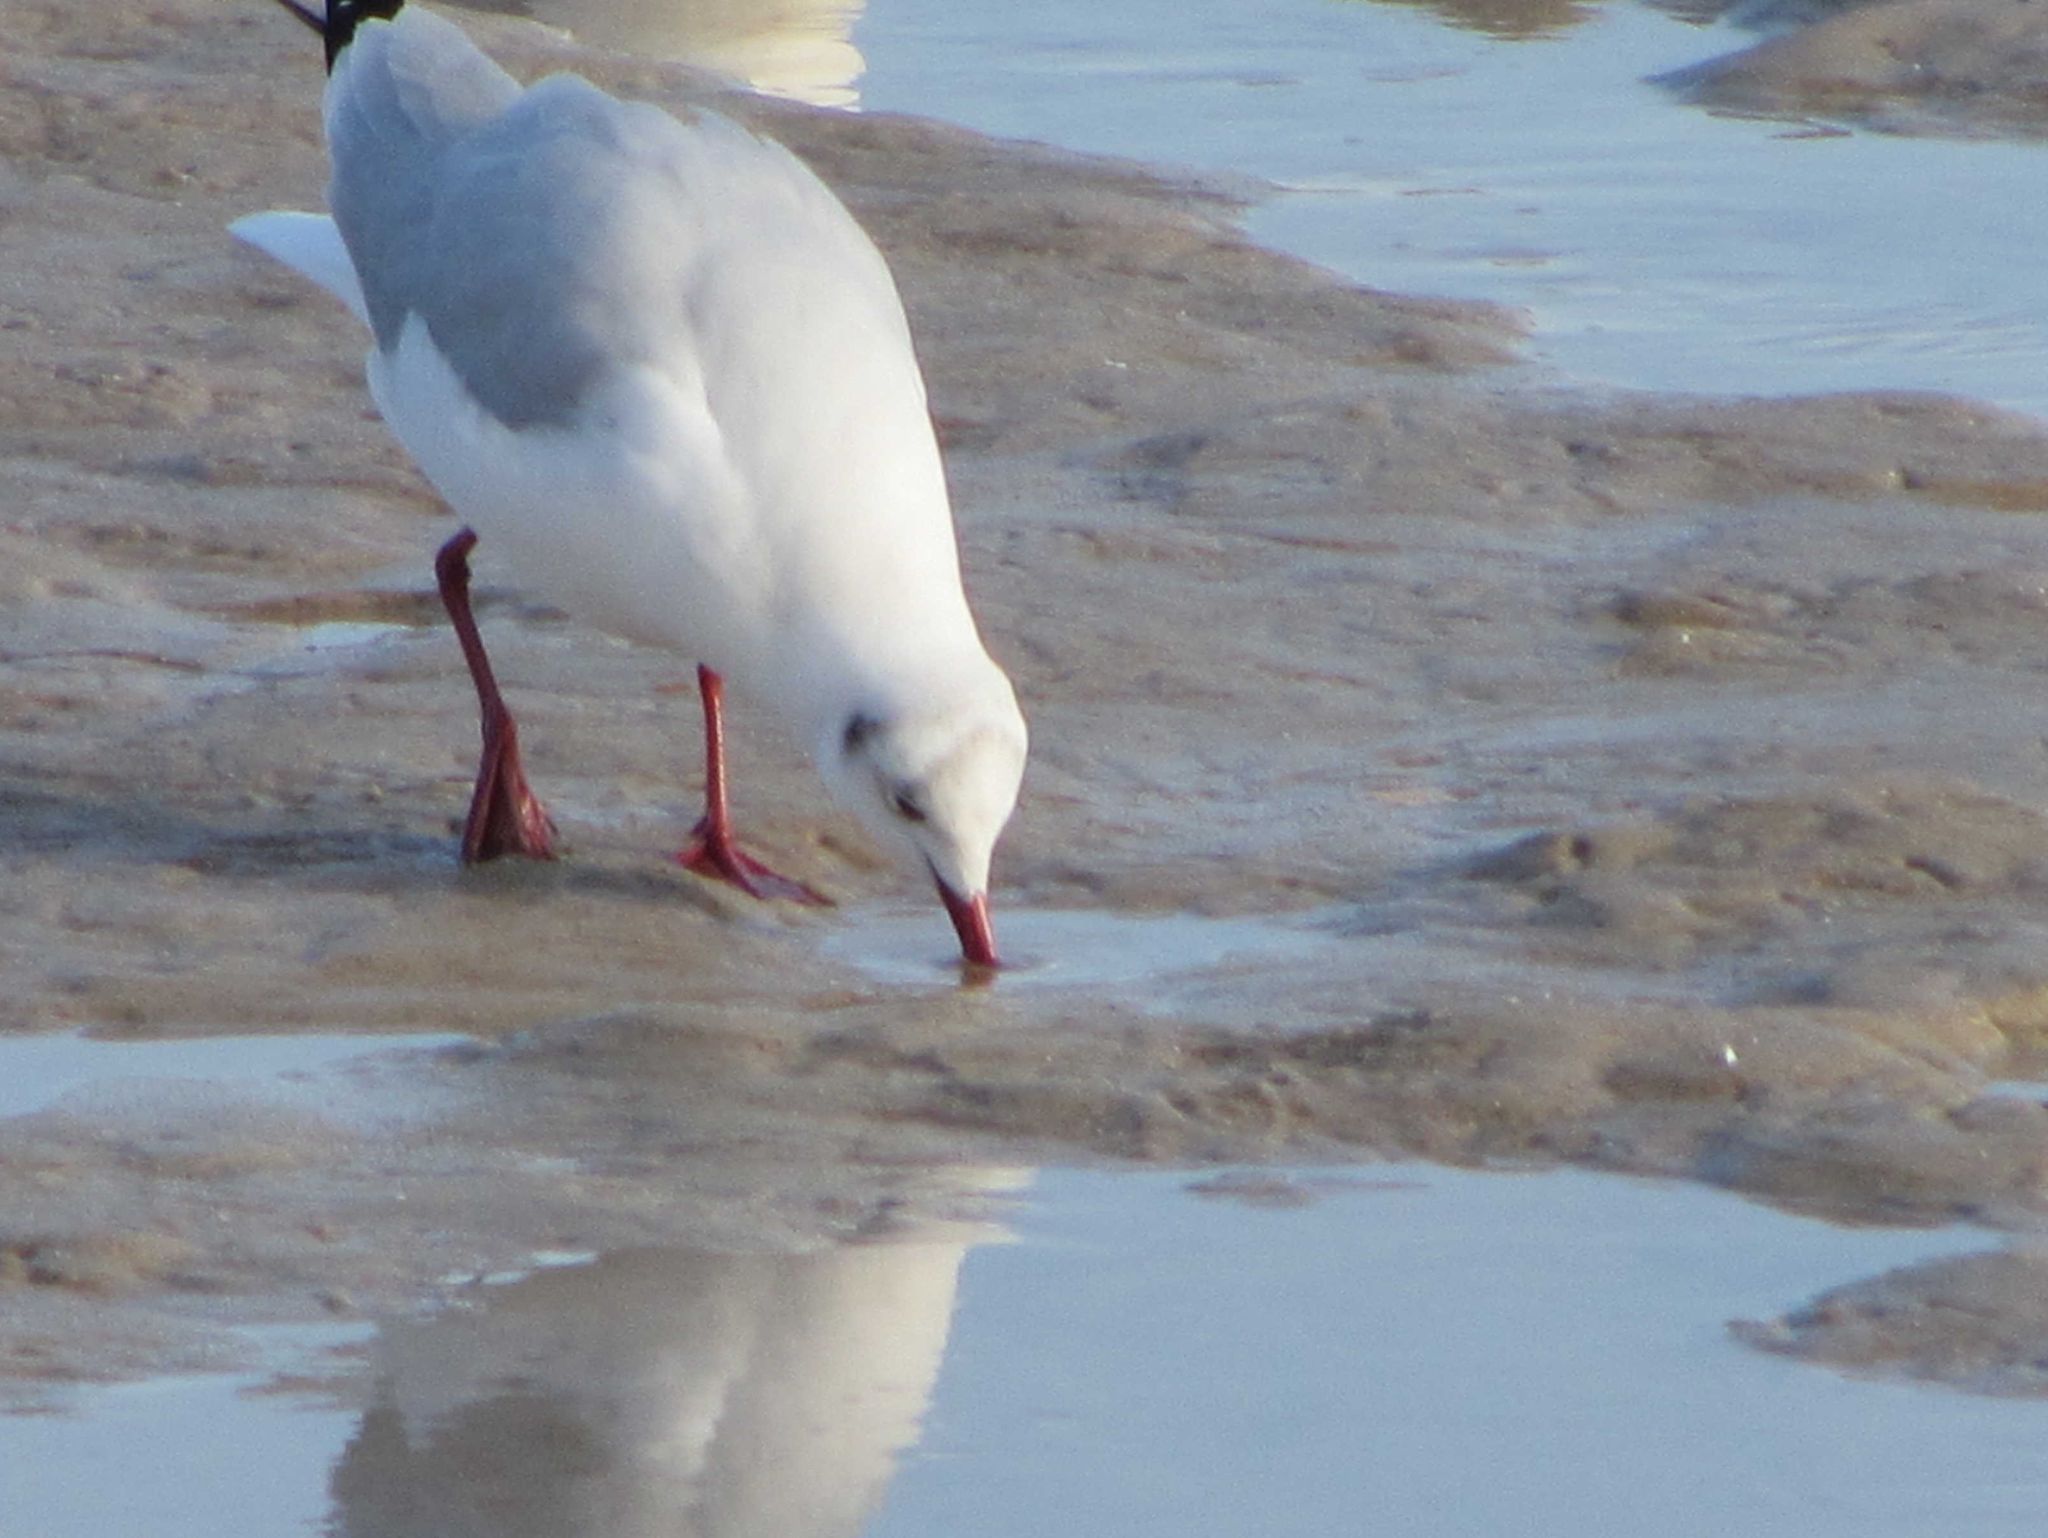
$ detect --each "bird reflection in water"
[445,0,870,106]
[329,1178,1019,1538]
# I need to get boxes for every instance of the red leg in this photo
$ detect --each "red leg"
[676,664,828,904]
[435,528,556,862]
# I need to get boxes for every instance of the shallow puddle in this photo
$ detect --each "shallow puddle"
[241,618,419,683]
[2,1326,369,1538]
[0,1031,471,1123]
[9,1165,2045,1536]
[292,621,415,653]
[825,904,1340,991]
[1984,1080,2048,1105]
[855,0,2048,414]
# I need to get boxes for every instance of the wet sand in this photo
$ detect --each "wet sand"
[7,0,2048,1395]
[1661,0,2048,137]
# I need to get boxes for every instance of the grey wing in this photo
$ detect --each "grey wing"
[336,57,718,432]
[324,7,522,356]
[396,81,693,429]
[330,23,866,441]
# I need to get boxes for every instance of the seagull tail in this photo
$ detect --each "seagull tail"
[261,0,408,73]
[229,211,371,329]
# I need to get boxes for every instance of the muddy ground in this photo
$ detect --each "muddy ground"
[1660,0,2048,137]
[8,0,2048,1400]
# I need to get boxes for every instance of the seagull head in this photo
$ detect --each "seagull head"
[823,667,1027,969]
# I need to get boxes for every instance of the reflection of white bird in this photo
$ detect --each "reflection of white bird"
[469,0,871,109]
[232,0,1025,966]
[331,1176,1022,1538]
[337,1248,966,1537]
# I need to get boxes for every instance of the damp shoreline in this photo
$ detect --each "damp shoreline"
[4,0,2048,1404]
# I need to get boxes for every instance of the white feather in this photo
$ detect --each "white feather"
[228,211,370,328]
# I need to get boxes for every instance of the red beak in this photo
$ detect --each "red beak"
[935,878,1000,969]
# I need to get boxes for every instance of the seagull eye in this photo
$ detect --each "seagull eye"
[892,789,928,824]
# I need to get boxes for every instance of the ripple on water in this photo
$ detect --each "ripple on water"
[823,904,1341,992]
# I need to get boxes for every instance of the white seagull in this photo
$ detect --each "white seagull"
[232,0,1027,967]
